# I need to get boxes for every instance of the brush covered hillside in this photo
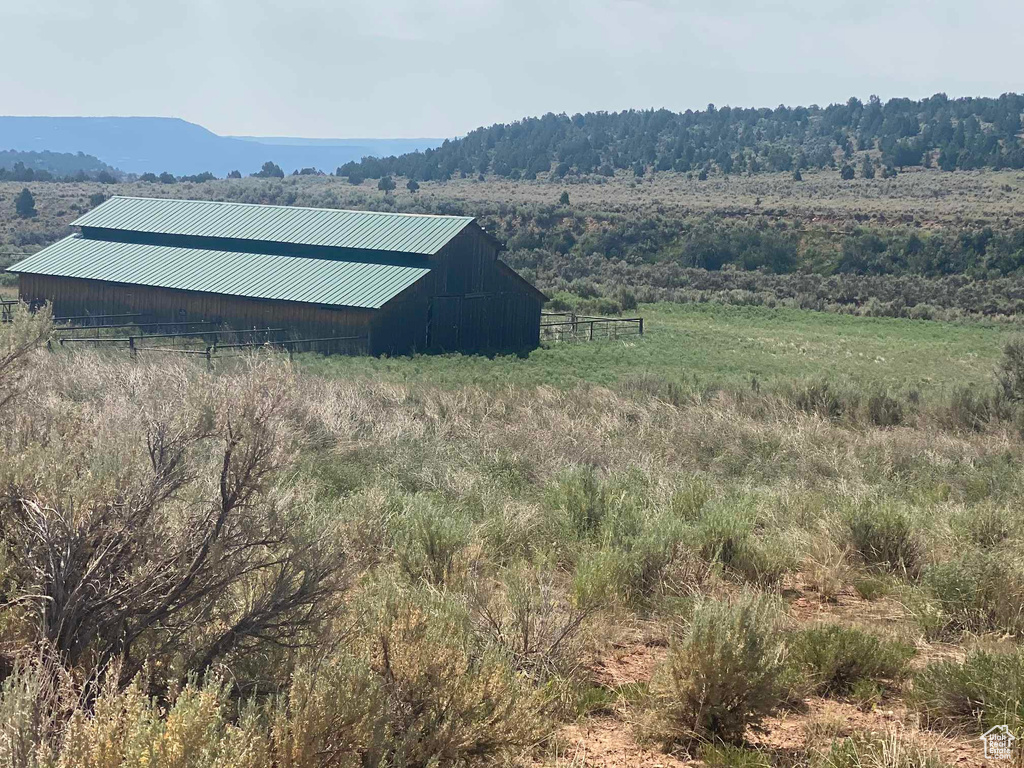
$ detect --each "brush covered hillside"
[4,166,1024,320]
[0,150,119,181]
[338,94,1024,181]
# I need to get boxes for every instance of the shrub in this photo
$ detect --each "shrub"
[469,564,596,680]
[866,391,904,427]
[25,585,543,767]
[909,649,1024,732]
[277,583,543,766]
[997,335,1024,402]
[921,550,1024,637]
[393,495,470,586]
[56,673,267,768]
[790,624,915,697]
[546,466,608,539]
[844,503,921,576]
[791,380,853,420]
[647,591,791,746]
[939,386,1011,432]
[695,505,794,587]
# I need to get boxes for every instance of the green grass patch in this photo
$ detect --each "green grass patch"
[296,302,1008,394]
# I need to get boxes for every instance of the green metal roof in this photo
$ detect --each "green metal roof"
[72,196,476,256]
[8,236,429,309]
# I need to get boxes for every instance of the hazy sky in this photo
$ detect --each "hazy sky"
[3,0,1023,138]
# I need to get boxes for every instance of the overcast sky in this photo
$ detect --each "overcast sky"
[3,0,1023,138]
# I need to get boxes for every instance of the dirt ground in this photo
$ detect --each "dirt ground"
[537,575,991,767]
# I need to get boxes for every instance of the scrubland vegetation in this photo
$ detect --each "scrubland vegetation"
[5,166,1024,322]
[5,301,1024,766]
[4,113,1024,764]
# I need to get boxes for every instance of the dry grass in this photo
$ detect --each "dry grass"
[3,309,1024,765]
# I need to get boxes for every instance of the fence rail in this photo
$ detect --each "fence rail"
[540,314,644,343]
[52,329,369,362]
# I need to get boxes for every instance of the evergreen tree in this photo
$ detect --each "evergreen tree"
[14,187,36,218]
[254,161,284,178]
[840,164,855,180]
[938,145,958,171]
[559,191,570,205]
[861,155,875,179]
[378,175,396,194]
[406,179,420,193]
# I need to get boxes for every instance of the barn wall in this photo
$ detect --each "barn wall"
[19,274,372,353]
[371,227,543,355]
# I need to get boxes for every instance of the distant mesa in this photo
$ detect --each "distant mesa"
[0,116,444,177]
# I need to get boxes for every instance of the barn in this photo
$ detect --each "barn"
[8,196,546,356]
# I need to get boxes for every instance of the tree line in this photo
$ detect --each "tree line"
[334,93,1024,181]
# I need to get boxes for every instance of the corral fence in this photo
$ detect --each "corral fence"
[48,319,368,362]
[540,311,644,343]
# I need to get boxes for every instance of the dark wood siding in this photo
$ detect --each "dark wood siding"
[19,274,372,351]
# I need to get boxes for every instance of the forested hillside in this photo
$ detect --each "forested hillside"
[0,150,119,181]
[339,94,1024,181]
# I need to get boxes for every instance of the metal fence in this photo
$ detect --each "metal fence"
[540,312,644,343]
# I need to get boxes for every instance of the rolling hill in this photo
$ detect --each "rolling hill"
[335,93,1024,181]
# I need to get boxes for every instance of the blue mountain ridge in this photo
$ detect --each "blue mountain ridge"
[0,116,443,177]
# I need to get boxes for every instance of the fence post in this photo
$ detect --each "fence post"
[129,336,136,359]
[639,318,644,336]
[589,321,594,341]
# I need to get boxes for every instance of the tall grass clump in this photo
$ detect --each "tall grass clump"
[919,550,1024,638]
[695,504,794,588]
[546,466,609,539]
[909,649,1024,732]
[812,729,948,768]
[789,624,915,697]
[393,494,471,586]
[646,591,792,748]
[844,503,921,577]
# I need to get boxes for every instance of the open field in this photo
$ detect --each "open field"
[300,302,1008,395]
[5,303,1024,766]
